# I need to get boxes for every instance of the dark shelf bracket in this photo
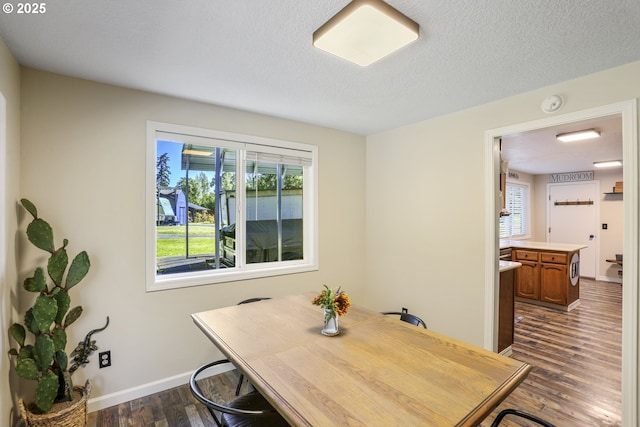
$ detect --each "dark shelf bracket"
[554,200,594,206]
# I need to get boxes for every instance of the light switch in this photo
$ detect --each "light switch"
[602,223,608,230]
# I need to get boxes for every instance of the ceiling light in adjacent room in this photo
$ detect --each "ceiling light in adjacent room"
[313,0,419,66]
[593,160,622,168]
[556,129,600,142]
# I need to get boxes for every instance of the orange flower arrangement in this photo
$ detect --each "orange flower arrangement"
[312,285,351,316]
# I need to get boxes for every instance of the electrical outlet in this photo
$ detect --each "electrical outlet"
[402,307,408,314]
[99,351,111,368]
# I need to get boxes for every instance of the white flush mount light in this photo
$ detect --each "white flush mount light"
[556,128,600,142]
[313,0,419,66]
[594,160,622,168]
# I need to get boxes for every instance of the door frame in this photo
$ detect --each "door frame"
[483,99,637,425]
[546,180,600,279]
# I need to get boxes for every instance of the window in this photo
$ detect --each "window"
[499,181,530,239]
[146,121,318,291]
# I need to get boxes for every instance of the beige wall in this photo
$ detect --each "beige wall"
[365,61,640,349]
[0,37,21,426]
[18,68,366,407]
[532,175,547,242]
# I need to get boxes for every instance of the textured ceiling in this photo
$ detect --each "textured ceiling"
[1,0,640,138]
[501,115,623,175]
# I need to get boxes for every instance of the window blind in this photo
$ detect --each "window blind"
[500,182,528,238]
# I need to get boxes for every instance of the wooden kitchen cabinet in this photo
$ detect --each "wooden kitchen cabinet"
[540,262,568,305]
[512,247,580,311]
[498,267,516,354]
[515,260,539,299]
[514,250,540,300]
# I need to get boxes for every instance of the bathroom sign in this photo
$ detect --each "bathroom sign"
[550,171,593,183]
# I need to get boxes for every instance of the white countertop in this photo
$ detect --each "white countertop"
[500,240,587,252]
[499,260,522,272]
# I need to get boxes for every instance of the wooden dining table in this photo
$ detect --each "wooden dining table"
[192,293,531,427]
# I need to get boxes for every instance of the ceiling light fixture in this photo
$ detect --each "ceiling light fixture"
[593,160,622,168]
[556,128,600,142]
[312,0,419,67]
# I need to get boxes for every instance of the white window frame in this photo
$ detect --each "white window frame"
[145,121,318,291]
[500,179,531,239]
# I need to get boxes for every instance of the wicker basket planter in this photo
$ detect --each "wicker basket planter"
[18,381,90,427]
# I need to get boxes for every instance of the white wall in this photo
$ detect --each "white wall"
[597,169,625,281]
[365,61,640,350]
[0,37,21,426]
[18,68,366,409]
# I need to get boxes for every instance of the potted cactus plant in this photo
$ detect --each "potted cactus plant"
[7,199,106,426]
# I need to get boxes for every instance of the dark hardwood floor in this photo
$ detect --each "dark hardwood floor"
[481,278,622,427]
[88,278,622,427]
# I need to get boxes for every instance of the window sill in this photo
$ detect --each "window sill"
[146,261,318,292]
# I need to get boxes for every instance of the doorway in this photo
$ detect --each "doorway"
[483,100,637,425]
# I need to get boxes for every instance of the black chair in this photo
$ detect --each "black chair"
[237,297,272,305]
[235,297,272,395]
[491,409,555,427]
[190,359,289,427]
[382,311,427,328]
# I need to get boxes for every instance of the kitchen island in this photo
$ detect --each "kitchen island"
[500,240,586,311]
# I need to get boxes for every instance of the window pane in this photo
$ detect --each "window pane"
[148,121,318,291]
[156,140,236,275]
[245,159,304,264]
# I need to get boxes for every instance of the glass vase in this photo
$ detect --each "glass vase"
[322,308,339,336]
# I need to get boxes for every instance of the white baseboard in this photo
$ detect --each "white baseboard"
[499,345,512,357]
[598,275,623,284]
[87,364,234,413]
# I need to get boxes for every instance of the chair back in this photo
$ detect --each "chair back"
[238,297,271,305]
[234,297,271,396]
[490,409,555,427]
[382,311,427,328]
[189,359,289,427]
